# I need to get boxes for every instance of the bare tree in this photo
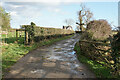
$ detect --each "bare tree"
[76,3,93,32]
[65,19,74,26]
[75,25,80,31]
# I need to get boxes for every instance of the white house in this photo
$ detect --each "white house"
[63,26,73,30]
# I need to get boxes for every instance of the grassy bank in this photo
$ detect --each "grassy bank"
[74,42,114,78]
[2,34,74,73]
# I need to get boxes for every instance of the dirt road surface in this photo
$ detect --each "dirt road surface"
[4,34,95,78]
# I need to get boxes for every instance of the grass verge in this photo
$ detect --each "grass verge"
[2,34,74,73]
[74,42,115,78]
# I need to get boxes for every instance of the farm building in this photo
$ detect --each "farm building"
[63,26,73,30]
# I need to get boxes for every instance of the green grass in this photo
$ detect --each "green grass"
[2,31,24,38]
[74,42,115,78]
[2,34,74,73]
[2,31,25,44]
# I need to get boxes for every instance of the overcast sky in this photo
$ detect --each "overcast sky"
[0,0,119,30]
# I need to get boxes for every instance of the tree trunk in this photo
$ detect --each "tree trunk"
[79,11,84,32]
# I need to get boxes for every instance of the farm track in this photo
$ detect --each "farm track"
[4,34,95,78]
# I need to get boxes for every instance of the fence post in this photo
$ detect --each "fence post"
[16,29,18,43]
[25,30,29,45]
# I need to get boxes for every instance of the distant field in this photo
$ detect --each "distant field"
[2,30,24,38]
[1,30,25,44]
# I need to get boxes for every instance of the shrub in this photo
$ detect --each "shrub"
[86,19,112,40]
[81,31,93,40]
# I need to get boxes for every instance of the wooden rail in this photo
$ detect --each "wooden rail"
[79,40,110,46]
[78,40,112,68]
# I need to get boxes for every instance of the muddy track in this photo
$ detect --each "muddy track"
[4,34,95,78]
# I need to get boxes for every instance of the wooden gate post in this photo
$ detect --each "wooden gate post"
[16,30,18,43]
[25,30,29,44]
